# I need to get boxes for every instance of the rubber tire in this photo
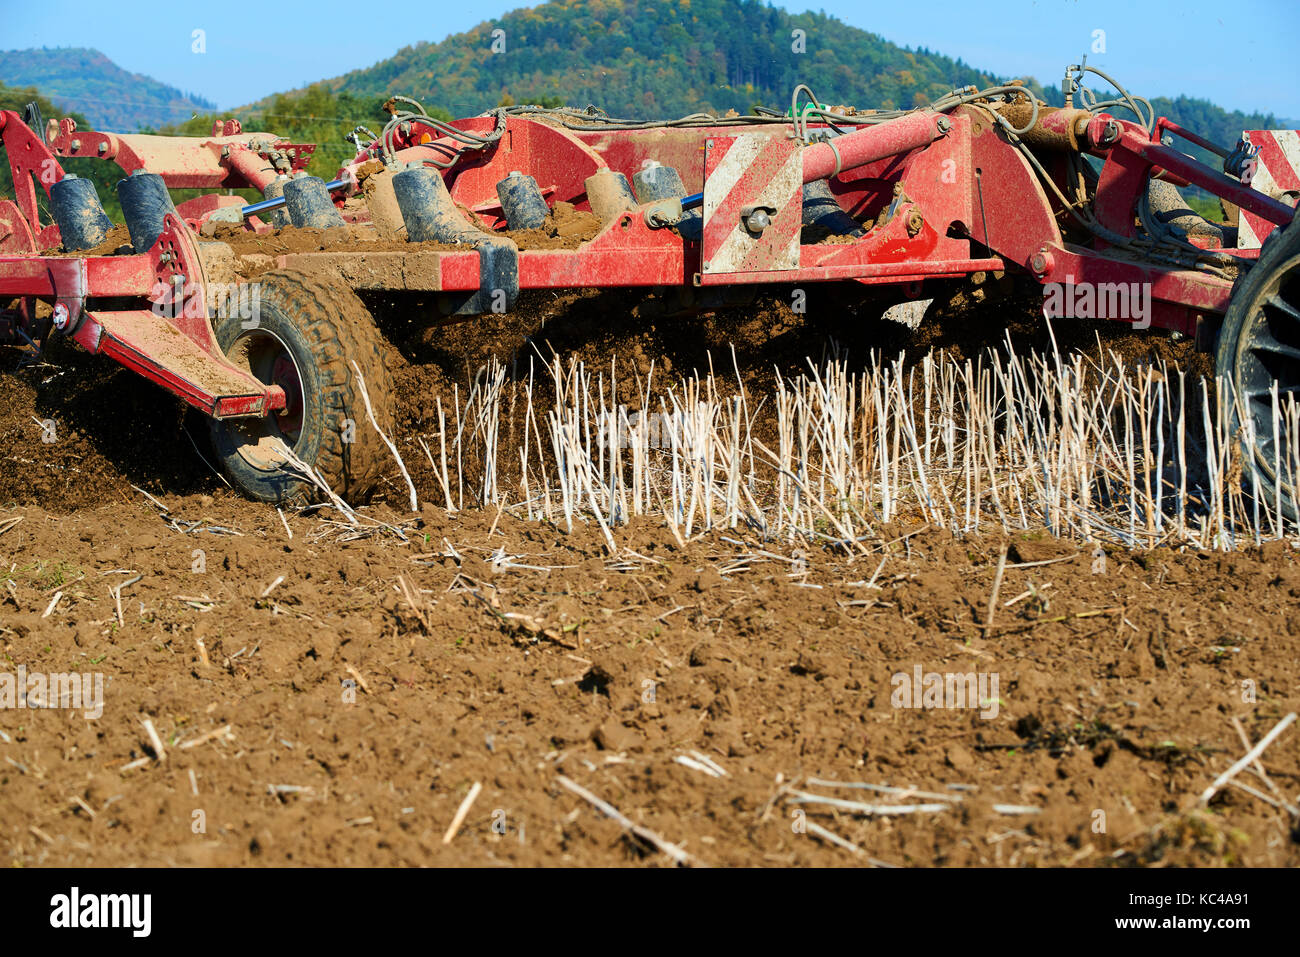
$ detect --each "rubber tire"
[1214,213,1300,517]
[208,269,393,504]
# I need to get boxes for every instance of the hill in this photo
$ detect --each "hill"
[0,81,129,220]
[0,47,216,132]
[243,0,1285,182]
[277,0,1001,118]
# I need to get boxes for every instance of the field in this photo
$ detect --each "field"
[1,287,1298,867]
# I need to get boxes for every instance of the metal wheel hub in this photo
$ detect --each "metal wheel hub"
[222,328,308,471]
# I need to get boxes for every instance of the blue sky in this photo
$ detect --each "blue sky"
[3,0,1295,118]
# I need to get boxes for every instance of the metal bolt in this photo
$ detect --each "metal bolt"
[70,139,80,152]
[97,142,107,155]
[936,116,951,134]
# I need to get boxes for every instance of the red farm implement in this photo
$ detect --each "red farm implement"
[1,70,1297,507]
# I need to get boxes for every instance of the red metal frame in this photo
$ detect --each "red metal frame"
[1,101,1295,420]
[0,116,285,418]
[0,110,66,250]
[45,116,315,190]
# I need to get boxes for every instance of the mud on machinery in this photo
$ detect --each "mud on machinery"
[0,66,1297,510]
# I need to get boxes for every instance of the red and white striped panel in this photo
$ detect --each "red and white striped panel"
[1237,129,1300,249]
[702,133,803,274]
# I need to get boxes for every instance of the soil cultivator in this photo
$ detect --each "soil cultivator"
[1,68,1297,507]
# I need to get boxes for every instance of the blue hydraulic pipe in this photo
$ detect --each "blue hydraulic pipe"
[241,179,348,218]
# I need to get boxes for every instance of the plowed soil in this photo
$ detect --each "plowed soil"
[1,287,1296,868]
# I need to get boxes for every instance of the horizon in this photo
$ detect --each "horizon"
[0,0,1295,121]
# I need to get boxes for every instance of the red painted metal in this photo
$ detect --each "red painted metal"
[1087,115,1295,243]
[702,134,803,274]
[1,98,1294,428]
[1115,127,1294,227]
[0,253,153,299]
[135,213,287,416]
[0,204,285,417]
[448,118,606,223]
[1033,240,1232,336]
[1154,116,1227,159]
[802,111,946,183]
[75,308,284,417]
[46,116,315,189]
[1237,130,1300,249]
[518,212,687,286]
[175,193,254,232]
[0,110,65,250]
[572,127,716,192]
[701,256,1006,287]
[379,117,609,225]
[0,199,38,254]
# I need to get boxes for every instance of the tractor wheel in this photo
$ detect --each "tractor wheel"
[208,269,393,504]
[1215,214,1300,519]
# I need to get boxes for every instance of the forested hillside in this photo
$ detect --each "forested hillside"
[0,47,215,132]
[273,0,1000,118]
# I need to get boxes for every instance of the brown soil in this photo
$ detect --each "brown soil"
[62,204,601,265]
[201,198,601,261]
[47,223,133,258]
[506,201,603,249]
[2,284,1295,868]
[1,500,1296,867]
[208,223,460,257]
